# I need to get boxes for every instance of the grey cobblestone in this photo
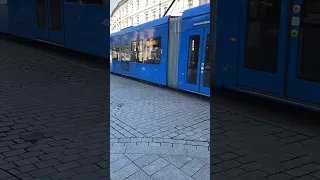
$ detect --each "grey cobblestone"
[0,38,108,180]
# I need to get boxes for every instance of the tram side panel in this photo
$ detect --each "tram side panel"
[0,1,8,33]
[64,2,109,58]
[167,17,181,89]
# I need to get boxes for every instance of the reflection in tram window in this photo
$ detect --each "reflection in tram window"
[244,0,281,73]
[144,37,161,64]
[138,40,143,63]
[131,41,138,62]
[297,0,320,82]
[120,44,125,70]
[120,45,125,60]
[111,45,119,61]
[130,40,143,62]
[186,35,200,85]
[125,44,130,61]
[203,34,211,87]
[36,0,47,28]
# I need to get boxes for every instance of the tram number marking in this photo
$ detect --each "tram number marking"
[291,30,299,37]
[293,5,301,13]
[291,17,300,26]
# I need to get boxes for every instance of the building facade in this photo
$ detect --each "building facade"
[110,0,209,33]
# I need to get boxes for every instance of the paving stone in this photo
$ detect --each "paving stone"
[151,164,194,180]
[125,153,145,161]
[133,155,159,168]
[241,170,268,180]
[125,170,153,180]
[54,161,81,172]
[110,156,132,173]
[192,163,210,180]
[0,169,12,178]
[181,158,206,176]
[142,158,169,175]
[111,163,140,180]
[161,155,193,168]
[30,167,58,178]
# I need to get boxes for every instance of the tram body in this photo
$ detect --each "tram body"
[212,0,320,111]
[0,0,109,59]
[110,4,211,96]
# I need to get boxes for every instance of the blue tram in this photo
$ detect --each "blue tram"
[110,4,211,96]
[0,0,109,59]
[212,0,320,111]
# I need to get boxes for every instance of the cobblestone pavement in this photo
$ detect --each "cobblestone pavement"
[211,91,320,180]
[0,37,109,180]
[110,75,210,180]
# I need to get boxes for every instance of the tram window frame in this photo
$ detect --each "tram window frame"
[143,37,162,64]
[111,45,120,61]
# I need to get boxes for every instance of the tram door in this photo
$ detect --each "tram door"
[120,44,130,76]
[35,0,64,44]
[286,0,320,104]
[236,0,320,105]
[237,0,290,95]
[184,27,210,95]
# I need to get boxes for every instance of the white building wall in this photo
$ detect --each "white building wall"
[111,0,204,33]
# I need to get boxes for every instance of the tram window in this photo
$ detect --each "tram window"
[306,0,320,14]
[131,41,138,62]
[50,0,62,31]
[296,0,320,82]
[138,40,144,63]
[111,45,119,61]
[125,44,130,61]
[144,37,161,64]
[244,0,281,73]
[36,0,47,28]
[203,34,211,88]
[120,45,125,60]
[186,35,200,85]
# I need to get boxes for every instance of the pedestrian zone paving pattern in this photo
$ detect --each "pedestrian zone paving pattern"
[110,75,210,180]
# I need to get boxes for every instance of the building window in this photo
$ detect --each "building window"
[188,0,193,8]
[137,0,139,8]
[137,16,139,24]
[152,10,156,19]
[146,0,148,5]
[145,13,148,22]
[163,6,167,15]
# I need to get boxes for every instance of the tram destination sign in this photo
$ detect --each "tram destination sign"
[193,20,210,26]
